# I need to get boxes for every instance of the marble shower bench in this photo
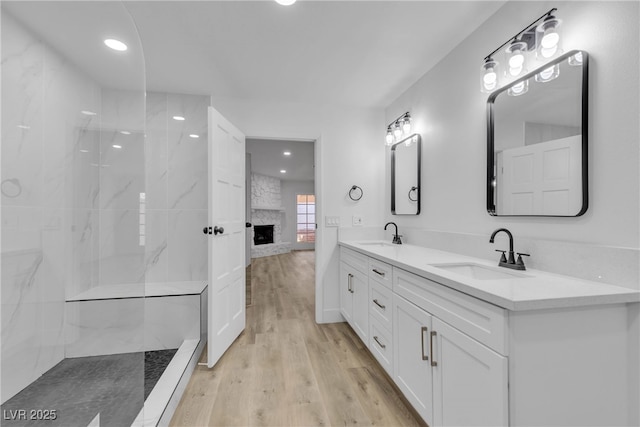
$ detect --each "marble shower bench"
[65,281,207,358]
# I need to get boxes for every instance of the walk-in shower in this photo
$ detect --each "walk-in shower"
[1,2,208,425]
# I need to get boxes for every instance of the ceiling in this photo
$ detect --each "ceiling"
[246,138,314,181]
[4,1,505,109]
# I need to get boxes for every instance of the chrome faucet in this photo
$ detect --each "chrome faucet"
[489,228,529,270]
[384,222,402,245]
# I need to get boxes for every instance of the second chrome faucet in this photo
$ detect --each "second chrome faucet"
[489,228,529,270]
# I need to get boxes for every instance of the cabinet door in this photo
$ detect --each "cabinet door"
[339,262,353,324]
[432,318,508,427]
[393,294,434,426]
[351,269,369,345]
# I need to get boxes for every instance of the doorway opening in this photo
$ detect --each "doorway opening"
[245,138,316,306]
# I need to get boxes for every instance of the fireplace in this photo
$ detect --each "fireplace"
[253,225,274,246]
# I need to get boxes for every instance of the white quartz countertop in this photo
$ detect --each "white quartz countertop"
[339,240,640,311]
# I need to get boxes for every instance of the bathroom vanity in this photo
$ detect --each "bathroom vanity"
[338,240,639,426]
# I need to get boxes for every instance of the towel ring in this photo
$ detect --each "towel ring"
[408,186,418,202]
[348,185,363,201]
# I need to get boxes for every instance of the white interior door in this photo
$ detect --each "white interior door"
[207,106,246,368]
[500,135,581,215]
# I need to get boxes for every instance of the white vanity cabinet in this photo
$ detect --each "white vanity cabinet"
[339,248,369,345]
[339,242,637,427]
[392,270,508,427]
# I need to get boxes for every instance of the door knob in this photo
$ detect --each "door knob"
[203,226,212,235]
[214,226,224,235]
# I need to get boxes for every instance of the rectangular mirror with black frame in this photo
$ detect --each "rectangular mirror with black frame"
[391,133,421,215]
[487,50,588,216]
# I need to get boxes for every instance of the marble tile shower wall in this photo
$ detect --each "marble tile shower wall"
[1,12,144,402]
[144,92,209,284]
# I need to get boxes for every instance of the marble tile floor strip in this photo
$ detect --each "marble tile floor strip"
[170,250,425,427]
[1,349,177,427]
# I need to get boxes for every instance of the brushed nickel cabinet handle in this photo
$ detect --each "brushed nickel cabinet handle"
[372,268,386,277]
[373,299,386,310]
[373,336,386,349]
[430,330,437,367]
[348,273,354,293]
[421,326,429,361]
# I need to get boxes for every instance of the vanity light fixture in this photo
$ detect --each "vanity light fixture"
[280,169,286,174]
[120,131,131,135]
[283,151,291,156]
[275,0,296,5]
[172,115,185,121]
[81,110,97,116]
[385,112,412,146]
[189,134,200,139]
[536,14,562,59]
[112,144,122,149]
[481,8,561,94]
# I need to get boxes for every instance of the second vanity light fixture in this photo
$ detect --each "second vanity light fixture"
[385,112,412,146]
[481,8,562,95]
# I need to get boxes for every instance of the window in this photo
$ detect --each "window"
[296,194,315,243]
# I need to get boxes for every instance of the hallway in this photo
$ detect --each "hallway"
[170,251,423,426]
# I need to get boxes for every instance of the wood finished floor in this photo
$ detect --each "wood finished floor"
[170,250,425,427]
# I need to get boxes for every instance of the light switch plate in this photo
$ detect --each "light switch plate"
[352,215,363,226]
[325,216,340,227]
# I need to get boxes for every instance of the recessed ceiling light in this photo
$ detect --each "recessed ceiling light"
[189,134,200,139]
[275,0,296,5]
[81,110,97,116]
[280,170,287,174]
[120,131,131,135]
[172,116,185,121]
[104,38,127,52]
[283,151,291,156]
[112,144,122,149]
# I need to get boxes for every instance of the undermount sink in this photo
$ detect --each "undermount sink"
[429,262,530,280]
[358,241,397,248]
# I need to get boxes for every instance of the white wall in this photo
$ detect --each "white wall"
[385,0,639,250]
[210,96,385,323]
[281,180,315,250]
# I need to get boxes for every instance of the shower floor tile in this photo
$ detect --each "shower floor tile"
[1,349,177,427]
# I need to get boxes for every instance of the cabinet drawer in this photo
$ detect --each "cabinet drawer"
[369,258,392,288]
[370,280,392,331]
[369,317,393,376]
[393,267,507,355]
[341,247,368,274]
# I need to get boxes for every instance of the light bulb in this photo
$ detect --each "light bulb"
[385,128,394,146]
[569,52,583,66]
[536,16,562,60]
[393,122,402,140]
[535,64,560,83]
[508,80,528,97]
[402,116,411,134]
[541,31,559,49]
[508,52,524,69]
[481,58,499,93]
[104,39,128,52]
[506,41,528,78]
